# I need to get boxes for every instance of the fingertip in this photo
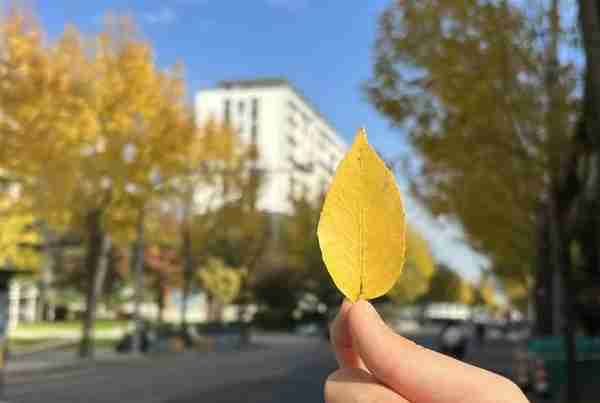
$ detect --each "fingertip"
[349,299,378,317]
[340,299,354,314]
[347,299,389,338]
[347,300,416,382]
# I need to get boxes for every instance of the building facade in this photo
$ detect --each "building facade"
[195,78,347,215]
[8,279,38,330]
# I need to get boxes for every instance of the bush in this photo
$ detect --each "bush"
[252,309,295,331]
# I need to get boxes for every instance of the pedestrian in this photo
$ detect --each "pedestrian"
[325,300,529,403]
[475,322,486,345]
[439,321,467,360]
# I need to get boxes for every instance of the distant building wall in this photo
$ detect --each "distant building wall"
[195,78,347,215]
[8,279,38,330]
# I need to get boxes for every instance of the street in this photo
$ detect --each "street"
[6,334,337,403]
[5,332,530,403]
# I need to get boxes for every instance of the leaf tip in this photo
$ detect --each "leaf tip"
[354,127,368,146]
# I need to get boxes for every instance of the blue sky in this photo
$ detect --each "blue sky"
[30,0,488,281]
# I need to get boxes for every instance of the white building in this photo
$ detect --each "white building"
[7,279,38,330]
[195,78,347,215]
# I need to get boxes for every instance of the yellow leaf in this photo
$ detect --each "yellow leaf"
[317,128,406,302]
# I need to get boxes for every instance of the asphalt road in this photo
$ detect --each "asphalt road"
[5,334,337,403]
[6,331,537,403]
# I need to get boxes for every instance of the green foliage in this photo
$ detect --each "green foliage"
[422,265,472,304]
[365,0,577,300]
[282,195,340,308]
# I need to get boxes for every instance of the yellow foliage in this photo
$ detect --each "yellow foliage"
[388,226,435,304]
[0,10,193,241]
[198,257,246,305]
[318,129,406,302]
[459,280,475,305]
[0,198,39,270]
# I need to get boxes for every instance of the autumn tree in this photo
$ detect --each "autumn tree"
[142,210,181,323]
[143,244,179,322]
[0,10,90,317]
[472,272,498,308]
[365,0,577,320]
[388,226,436,304]
[0,199,39,270]
[163,119,258,329]
[421,265,472,304]
[197,257,245,322]
[0,10,192,356]
[280,195,338,307]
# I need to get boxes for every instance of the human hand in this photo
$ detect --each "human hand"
[325,300,529,403]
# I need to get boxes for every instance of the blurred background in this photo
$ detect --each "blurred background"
[0,0,598,402]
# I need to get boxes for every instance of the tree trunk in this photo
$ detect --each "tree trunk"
[79,209,103,358]
[180,217,193,332]
[36,222,60,320]
[94,237,112,306]
[549,194,578,403]
[206,295,223,323]
[207,294,214,322]
[213,300,223,323]
[578,0,600,142]
[131,209,145,354]
[37,225,55,321]
[577,0,600,340]
[534,204,554,336]
[542,2,579,400]
[156,283,165,324]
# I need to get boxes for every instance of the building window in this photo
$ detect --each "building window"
[302,112,310,125]
[224,99,231,124]
[289,175,296,197]
[251,98,259,121]
[288,115,297,128]
[251,124,258,143]
[320,130,328,143]
[238,100,245,115]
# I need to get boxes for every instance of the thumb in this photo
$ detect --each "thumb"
[346,300,526,403]
[347,300,418,383]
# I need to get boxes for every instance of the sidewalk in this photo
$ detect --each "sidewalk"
[6,331,264,378]
[6,347,146,378]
